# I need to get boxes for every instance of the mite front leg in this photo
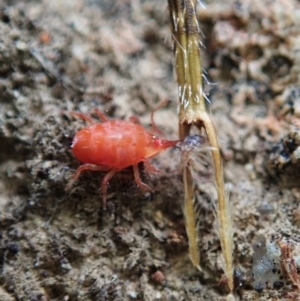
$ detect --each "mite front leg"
[133,164,153,192]
[143,160,160,175]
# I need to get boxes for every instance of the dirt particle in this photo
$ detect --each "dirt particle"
[151,270,165,284]
[273,281,284,290]
[5,241,20,254]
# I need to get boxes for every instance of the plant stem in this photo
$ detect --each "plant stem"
[168,0,234,291]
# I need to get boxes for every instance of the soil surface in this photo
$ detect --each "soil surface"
[1,0,300,300]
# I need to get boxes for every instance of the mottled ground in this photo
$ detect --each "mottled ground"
[1,0,300,300]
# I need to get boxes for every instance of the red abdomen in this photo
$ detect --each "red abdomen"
[71,120,150,169]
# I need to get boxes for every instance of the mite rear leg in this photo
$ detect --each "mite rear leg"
[66,164,109,191]
[67,111,95,124]
[133,164,153,192]
[101,168,118,209]
[129,116,141,124]
[92,108,109,122]
[67,164,118,209]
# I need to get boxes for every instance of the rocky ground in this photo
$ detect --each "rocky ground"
[1,0,300,300]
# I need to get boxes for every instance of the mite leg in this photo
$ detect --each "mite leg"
[143,160,160,175]
[129,116,141,124]
[133,164,153,192]
[92,108,109,122]
[150,98,170,137]
[101,168,118,209]
[67,111,95,124]
[66,164,109,191]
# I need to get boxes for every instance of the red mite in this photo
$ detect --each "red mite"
[67,108,179,208]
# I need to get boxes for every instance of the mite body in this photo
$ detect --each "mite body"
[67,108,179,208]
